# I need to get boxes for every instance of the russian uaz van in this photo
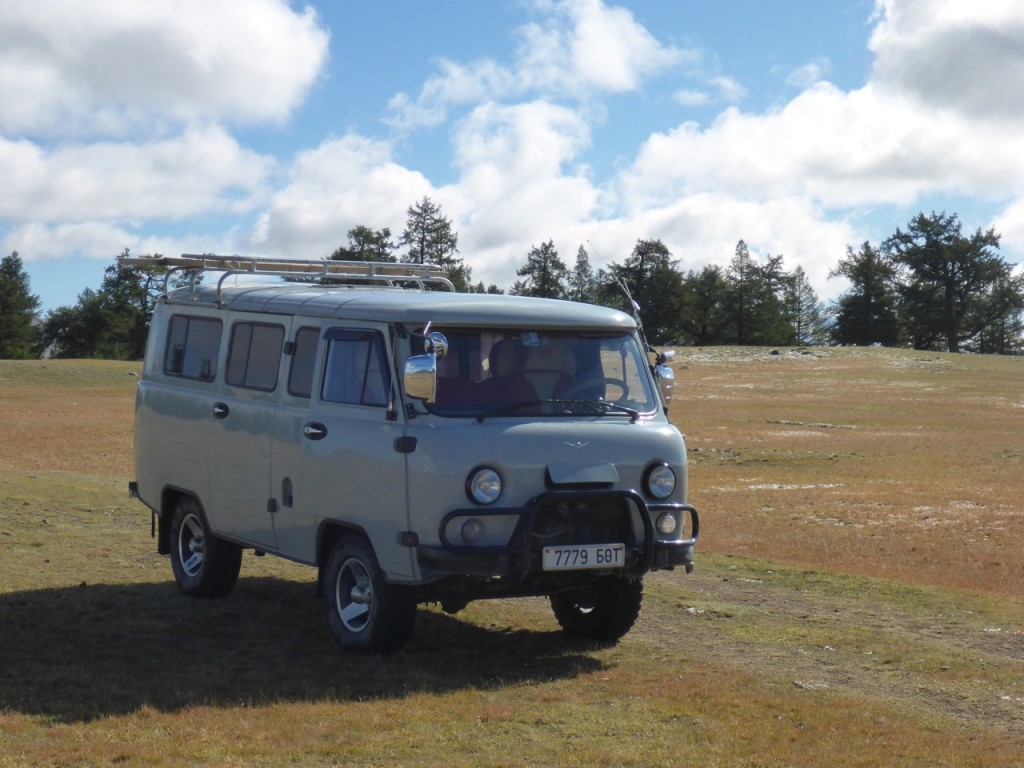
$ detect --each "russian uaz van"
[127,254,699,653]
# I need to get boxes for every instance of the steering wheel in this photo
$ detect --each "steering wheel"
[560,376,629,402]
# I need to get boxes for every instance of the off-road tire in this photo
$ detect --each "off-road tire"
[325,537,417,654]
[169,497,242,598]
[550,576,643,641]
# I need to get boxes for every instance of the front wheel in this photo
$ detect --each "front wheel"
[169,497,242,598]
[325,537,417,654]
[550,577,643,641]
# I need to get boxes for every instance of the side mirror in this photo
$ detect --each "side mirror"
[403,331,448,403]
[404,354,438,402]
[424,331,448,359]
[653,350,675,405]
[655,363,674,405]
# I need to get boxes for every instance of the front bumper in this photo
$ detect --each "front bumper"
[417,489,699,581]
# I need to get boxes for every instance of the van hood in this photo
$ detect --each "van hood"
[404,417,686,510]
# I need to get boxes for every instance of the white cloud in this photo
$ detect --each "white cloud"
[869,0,1024,121]
[0,127,273,222]
[709,76,747,103]
[248,101,599,281]
[0,0,329,136]
[10,0,1024,312]
[249,0,1024,297]
[247,135,433,257]
[560,0,688,91]
[4,221,134,262]
[993,199,1024,257]
[672,89,709,107]
[387,59,515,131]
[619,80,1024,215]
[448,101,598,263]
[786,58,832,89]
[387,0,694,131]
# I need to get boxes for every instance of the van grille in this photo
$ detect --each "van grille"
[530,495,635,548]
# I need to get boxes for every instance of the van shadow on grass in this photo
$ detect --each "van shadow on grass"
[0,577,607,723]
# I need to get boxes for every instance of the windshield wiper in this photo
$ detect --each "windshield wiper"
[558,399,639,423]
[476,399,638,423]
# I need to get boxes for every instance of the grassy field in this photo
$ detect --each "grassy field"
[1,351,1022,767]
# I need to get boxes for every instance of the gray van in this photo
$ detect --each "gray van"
[127,255,698,653]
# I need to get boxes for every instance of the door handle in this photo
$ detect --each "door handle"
[303,422,328,440]
[213,402,230,419]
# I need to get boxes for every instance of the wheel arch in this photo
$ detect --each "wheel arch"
[157,487,203,555]
[315,520,371,597]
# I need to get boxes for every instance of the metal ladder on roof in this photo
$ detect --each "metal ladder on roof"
[118,253,456,303]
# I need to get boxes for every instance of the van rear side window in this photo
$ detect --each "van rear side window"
[227,322,285,391]
[164,316,222,382]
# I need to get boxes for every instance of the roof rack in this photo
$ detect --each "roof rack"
[118,253,456,304]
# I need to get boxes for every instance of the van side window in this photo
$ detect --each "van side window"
[288,327,320,398]
[164,315,222,382]
[226,322,285,391]
[321,330,389,407]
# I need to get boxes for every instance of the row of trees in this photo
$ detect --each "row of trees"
[1,202,1022,359]
[832,213,1024,354]
[510,212,1024,353]
[510,237,831,348]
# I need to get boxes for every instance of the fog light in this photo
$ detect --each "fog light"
[461,518,485,543]
[467,466,502,505]
[656,512,678,535]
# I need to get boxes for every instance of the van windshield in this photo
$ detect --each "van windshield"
[422,329,657,419]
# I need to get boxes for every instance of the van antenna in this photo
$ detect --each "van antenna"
[587,239,649,347]
[589,240,667,366]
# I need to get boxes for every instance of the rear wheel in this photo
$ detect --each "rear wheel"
[325,537,417,654]
[169,497,242,598]
[550,577,643,641]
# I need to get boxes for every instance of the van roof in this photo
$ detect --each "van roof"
[166,282,637,331]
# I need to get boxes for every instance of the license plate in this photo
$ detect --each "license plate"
[542,543,625,571]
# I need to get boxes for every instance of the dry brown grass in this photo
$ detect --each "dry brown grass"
[0,359,137,477]
[1,354,1023,767]
[674,346,1024,597]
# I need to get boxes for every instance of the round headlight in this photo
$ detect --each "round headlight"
[646,464,676,500]
[467,466,502,505]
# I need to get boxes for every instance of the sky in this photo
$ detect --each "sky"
[4,0,1024,313]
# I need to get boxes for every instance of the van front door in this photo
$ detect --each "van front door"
[274,327,412,580]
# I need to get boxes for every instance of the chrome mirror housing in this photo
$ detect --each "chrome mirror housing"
[404,354,438,402]
[654,349,675,405]
[655,363,674,404]
[426,331,448,359]
[404,332,448,403]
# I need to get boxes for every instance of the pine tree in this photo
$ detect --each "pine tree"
[331,226,397,262]
[786,266,830,346]
[567,245,596,303]
[399,196,471,290]
[0,251,41,359]
[883,212,1021,353]
[39,250,164,359]
[513,240,568,299]
[829,242,901,347]
[722,241,794,346]
[679,265,728,345]
[601,239,684,345]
